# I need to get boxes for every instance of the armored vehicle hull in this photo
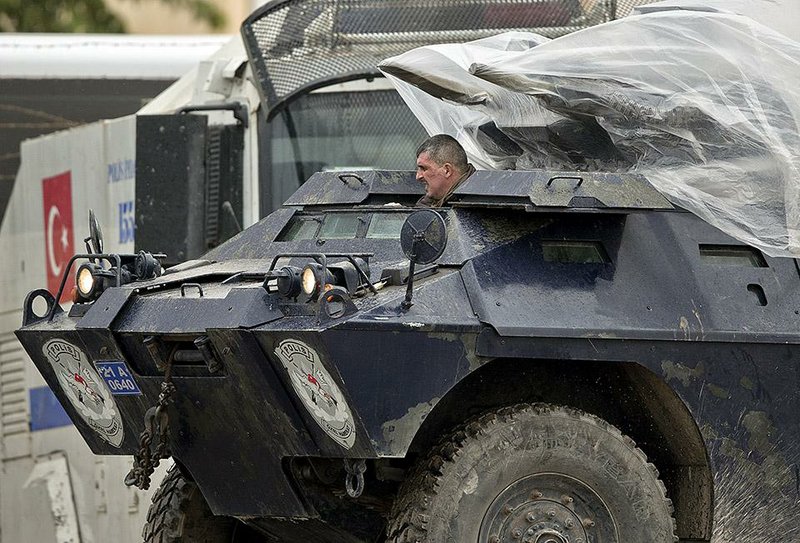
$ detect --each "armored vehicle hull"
[17,170,800,542]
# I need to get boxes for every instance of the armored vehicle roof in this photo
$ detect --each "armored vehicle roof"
[283,169,674,211]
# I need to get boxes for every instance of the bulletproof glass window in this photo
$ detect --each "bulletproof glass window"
[279,212,412,241]
[280,217,320,240]
[367,213,409,239]
[318,214,362,239]
[542,240,610,264]
[699,245,767,267]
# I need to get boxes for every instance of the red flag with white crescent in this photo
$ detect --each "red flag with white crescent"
[42,172,74,302]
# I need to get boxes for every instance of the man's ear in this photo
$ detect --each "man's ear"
[442,162,454,177]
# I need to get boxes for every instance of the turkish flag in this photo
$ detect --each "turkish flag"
[42,172,74,302]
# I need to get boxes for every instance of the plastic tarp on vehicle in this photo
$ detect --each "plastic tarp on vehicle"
[379,11,800,257]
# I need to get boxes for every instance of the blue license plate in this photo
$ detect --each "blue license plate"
[94,361,142,395]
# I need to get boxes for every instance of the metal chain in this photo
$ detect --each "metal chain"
[124,353,176,490]
[343,458,366,498]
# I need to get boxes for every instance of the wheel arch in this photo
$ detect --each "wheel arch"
[407,358,714,542]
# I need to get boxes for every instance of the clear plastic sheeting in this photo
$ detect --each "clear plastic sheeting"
[379,11,800,257]
[634,0,800,42]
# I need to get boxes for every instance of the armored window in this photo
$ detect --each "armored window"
[542,240,610,264]
[318,214,362,239]
[280,218,320,240]
[280,212,411,241]
[699,245,767,267]
[367,213,409,239]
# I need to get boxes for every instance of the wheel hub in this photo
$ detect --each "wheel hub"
[534,530,567,543]
[479,473,618,543]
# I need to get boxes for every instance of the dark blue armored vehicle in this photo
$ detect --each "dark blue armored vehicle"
[15,167,800,542]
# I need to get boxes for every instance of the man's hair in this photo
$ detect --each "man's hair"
[416,134,468,173]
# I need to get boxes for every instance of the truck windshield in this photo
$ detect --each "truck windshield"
[263,88,426,213]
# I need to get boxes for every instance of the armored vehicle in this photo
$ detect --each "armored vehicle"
[15,165,800,542]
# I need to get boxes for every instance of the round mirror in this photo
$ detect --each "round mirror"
[400,210,447,265]
[88,209,104,254]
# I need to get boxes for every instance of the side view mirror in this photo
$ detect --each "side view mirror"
[400,209,447,309]
[401,209,448,265]
[74,210,163,304]
[87,209,104,255]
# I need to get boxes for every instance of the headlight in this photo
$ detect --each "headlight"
[301,263,336,300]
[276,266,302,298]
[301,266,319,297]
[76,263,102,300]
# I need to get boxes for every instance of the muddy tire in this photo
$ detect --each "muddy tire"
[143,465,238,542]
[388,403,677,543]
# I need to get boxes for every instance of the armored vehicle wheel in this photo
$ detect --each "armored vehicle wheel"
[388,403,677,543]
[144,465,263,542]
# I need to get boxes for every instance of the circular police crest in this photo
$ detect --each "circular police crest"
[274,339,356,449]
[42,339,123,447]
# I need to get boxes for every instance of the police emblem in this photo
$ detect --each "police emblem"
[274,339,356,449]
[42,339,123,447]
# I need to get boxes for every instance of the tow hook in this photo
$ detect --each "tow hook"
[343,459,366,498]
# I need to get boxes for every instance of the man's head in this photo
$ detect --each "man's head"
[415,135,469,201]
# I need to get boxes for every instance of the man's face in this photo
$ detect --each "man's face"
[416,151,454,200]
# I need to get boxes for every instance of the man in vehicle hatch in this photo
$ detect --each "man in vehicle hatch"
[415,134,476,208]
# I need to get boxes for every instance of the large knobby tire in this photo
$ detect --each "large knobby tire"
[388,404,678,543]
[143,465,241,543]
